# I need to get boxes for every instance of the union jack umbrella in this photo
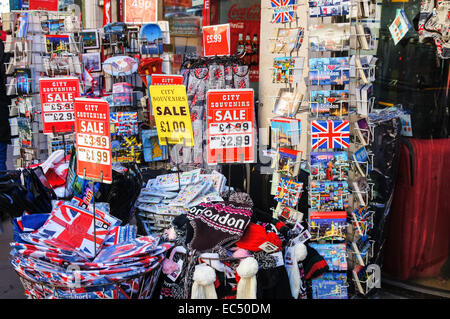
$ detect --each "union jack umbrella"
[271,0,297,23]
[311,120,350,149]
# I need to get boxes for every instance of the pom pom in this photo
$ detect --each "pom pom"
[193,264,216,286]
[162,259,179,275]
[229,192,254,207]
[294,243,307,262]
[236,257,258,278]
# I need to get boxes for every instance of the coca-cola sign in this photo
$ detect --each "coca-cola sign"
[228,4,261,21]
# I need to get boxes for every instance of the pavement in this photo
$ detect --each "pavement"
[0,219,25,299]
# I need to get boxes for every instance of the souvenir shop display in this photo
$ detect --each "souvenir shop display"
[0,0,415,301]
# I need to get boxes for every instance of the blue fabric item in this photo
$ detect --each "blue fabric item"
[12,213,51,243]
[0,142,7,171]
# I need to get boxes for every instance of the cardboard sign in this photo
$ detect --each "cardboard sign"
[29,0,58,11]
[149,85,194,146]
[149,74,184,117]
[124,0,158,24]
[206,89,255,165]
[202,24,230,57]
[74,98,112,184]
[39,77,80,134]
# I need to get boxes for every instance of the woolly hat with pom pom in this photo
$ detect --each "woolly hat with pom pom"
[286,243,308,299]
[191,264,218,299]
[236,256,259,299]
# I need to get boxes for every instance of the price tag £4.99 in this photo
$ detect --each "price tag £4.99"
[74,98,112,184]
[206,89,255,164]
[39,77,80,134]
[202,24,230,57]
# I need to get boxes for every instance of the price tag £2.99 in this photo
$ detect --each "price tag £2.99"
[74,98,112,184]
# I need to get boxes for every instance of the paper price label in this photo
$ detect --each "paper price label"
[209,121,252,135]
[43,111,75,123]
[74,98,112,183]
[202,24,230,57]
[76,133,110,149]
[39,77,80,133]
[209,134,252,149]
[77,146,111,165]
[42,102,74,112]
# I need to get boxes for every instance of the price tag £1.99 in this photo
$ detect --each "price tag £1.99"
[74,98,112,184]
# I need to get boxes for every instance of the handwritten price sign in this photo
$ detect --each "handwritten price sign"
[206,89,255,164]
[74,98,112,183]
[124,0,157,24]
[149,85,194,146]
[203,24,230,57]
[39,77,80,134]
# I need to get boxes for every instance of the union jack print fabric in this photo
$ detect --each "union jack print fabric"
[271,0,297,23]
[311,120,350,149]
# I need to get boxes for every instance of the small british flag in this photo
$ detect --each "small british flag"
[312,120,350,149]
[271,0,297,23]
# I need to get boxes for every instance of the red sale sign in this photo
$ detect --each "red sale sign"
[74,98,112,184]
[39,77,80,134]
[206,89,255,165]
[29,0,58,11]
[203,24,231,57]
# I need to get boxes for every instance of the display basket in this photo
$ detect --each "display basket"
[136,210,181,235]
[15,264,162,299]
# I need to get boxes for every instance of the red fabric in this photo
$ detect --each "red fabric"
[384,138,450,280]
[235,223,283,252]
[275,221,286,231]
[304,260,328,280]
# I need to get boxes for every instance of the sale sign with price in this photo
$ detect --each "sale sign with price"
[74,98,112,184]
[124,0,157,24]
[149,85,194,146]
[203,24,231,57]
[39,77,80,134]
[206,89,255,165]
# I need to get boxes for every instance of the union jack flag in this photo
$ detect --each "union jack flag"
[271,0,296,23]
[36,203,111,259]
[312,120,350,149]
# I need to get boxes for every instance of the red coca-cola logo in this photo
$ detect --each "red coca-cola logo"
[228,4,261,21]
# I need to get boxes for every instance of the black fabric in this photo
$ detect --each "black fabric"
[0,40,11,144]
[256,266,293,299]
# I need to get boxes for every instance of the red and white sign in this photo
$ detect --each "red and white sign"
[39,77,80,134]
[74,98,112,184]
[124,0,157,24]
[203,24,231,57]
[151,74,184,85]
[29,0,58,11]
[203,0,210,26]
[206,89,255,165]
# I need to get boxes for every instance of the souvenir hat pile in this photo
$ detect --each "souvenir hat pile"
[10,198,172,299]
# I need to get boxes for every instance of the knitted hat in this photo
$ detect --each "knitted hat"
[187,202,253,252]
[285,243,308,299]
[235,223,283,252]
[236,257,259,299]
[229,192,254,208]
[191,264,218,299]
[303,244,329,280]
